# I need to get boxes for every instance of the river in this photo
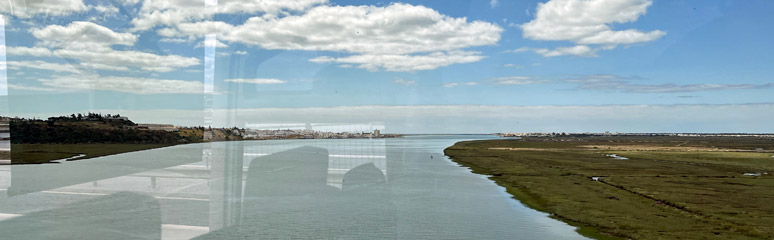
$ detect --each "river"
[0,135,586,239]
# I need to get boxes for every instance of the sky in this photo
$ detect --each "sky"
[0,0,772,133]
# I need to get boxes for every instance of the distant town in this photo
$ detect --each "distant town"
[4,113,400,144]
[497,132,774,138]
[4,113,401,164]
[137,123,397,140]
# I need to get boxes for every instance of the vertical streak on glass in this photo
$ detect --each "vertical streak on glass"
[204,34,216,132]
[202,0,244,233]
[0,15,8,96]
[0,15,10,166]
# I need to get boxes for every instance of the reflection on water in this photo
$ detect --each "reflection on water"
[0,136,586,239]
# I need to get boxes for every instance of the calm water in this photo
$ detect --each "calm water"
[0,135,586,239]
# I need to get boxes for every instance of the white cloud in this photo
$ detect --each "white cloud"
[310,51,485,72]
[520,0,665,56]
[157,21,234,38]
[117,0,141,6]
[220,4,501,55]
[162,3,502,72]
[392,78,415,86]
[225,78,287,85]
[503,64,523,69]
[492,76,546,85]
[31,21,137,50]
[6,46,53,57]
[130,0,328,31]
[234,51,247,55]
[517,45,597,57]
[27,22,200,72]
[76,62,131,71]
[195,38,228,48]
[5,60,80,73]
[159,38,189,43]
[37,74,205,94]
[6,60,133,72]
[53,48,199,72]
[0,0,88,18]
[93,5,119,15]
[443,82,478,88]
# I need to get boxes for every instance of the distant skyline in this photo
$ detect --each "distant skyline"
[1,0,773,133]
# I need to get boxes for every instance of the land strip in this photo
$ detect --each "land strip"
[445,136,774,239]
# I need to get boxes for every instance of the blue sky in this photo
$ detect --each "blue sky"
[0,0,772,133]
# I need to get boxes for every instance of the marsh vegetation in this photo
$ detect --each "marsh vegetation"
[445,136,774,239]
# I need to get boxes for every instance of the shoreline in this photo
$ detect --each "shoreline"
[444,144,614,240]
[10,136,405,165]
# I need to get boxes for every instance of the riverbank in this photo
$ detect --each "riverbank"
[444,136,774,239]
[11,144,177,164]
[11,136,405,164]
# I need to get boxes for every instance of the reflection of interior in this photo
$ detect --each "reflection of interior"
[200,145,396,239]
[242,137,387,189]
[0,134,393,239]
[0,192,163,239]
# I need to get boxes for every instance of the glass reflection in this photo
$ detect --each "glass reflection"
[0,135,585,239]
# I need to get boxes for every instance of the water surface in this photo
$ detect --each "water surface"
[0,135,586,239]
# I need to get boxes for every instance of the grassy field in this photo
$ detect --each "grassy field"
[444,136,774,239]
[11,143,176,164]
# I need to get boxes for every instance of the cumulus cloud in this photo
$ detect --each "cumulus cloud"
[31,21,137,50]
[158,3,502,72]
[5,60,81,73]
[130,0,328,31]
[25,21,200,72]
[53,48,199,72]
[520,0,665,57]
[225,78,287,84]
[6,46,53,57]
[93,5,119,15]
[37,74,205,94]
[220,4,501,54]
[566,75,774,93]
[0,0,88,18]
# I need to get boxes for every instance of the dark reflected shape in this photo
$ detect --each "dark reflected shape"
[0,192,161,240]
[197,146,397,239]
[8,145,202,196]
[342,162,386,192]
[243,146,332,198]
